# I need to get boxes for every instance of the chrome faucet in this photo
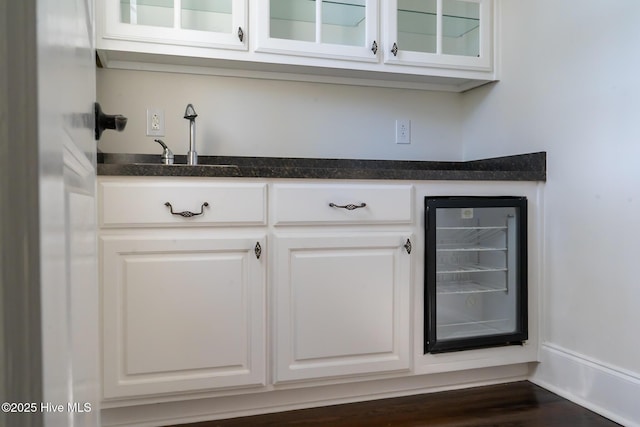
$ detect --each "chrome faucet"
[154,139,174,165]
[184,104,198,165]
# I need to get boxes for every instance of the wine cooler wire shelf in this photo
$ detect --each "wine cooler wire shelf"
[436,226,506,245]
[437,318,511,340]
[437,263,506,274]
[437,280,507,294]
[437,245,506,252]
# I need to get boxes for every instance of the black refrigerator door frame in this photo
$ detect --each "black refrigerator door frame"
[424,196,528,354]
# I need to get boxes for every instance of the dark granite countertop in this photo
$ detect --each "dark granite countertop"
[97,152,546,181]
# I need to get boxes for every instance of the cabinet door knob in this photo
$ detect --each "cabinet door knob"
[238,27,244,42]
[164,202,209,218]
[371,40,378,55]
[255,242,262,259]
[329,202,366,211]
[391,42,399,56]
[404,238,412,254]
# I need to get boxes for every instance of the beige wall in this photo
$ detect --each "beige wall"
[97,68,465,161]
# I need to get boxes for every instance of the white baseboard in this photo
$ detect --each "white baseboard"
[530,344,640,427]
[102,364,529,427]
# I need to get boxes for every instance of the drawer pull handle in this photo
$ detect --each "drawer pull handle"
[164,201,209,218]
[329,202,366,211]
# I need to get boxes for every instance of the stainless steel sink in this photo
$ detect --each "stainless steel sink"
[133,163,238,168]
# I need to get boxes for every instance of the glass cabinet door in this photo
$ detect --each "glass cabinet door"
[105,0,247,50]
[257,0,378,62]
[386,0,491,70]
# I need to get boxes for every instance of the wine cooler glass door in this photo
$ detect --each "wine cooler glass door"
[425,197,527,353]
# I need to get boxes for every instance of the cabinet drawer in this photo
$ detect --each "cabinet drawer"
[99,179,266,227]
[272,184,413,225]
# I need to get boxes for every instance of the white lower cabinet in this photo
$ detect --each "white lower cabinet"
[98,178,268,399]
[99,179,414,398]
[101,233,266,398]
[273,233,412,383]
[271,183,414,382]
[97,178,541,427]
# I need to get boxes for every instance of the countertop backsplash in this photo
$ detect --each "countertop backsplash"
[96,68,465,162]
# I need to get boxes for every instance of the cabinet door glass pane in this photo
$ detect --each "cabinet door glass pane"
[270,0,316,42]
[321,0,366,47]
[442,0,480,57]
[397,0,436,54]
[120,0,174,27]
[181,0,232,32]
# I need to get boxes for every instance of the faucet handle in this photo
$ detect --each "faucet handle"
[154,139,174,165]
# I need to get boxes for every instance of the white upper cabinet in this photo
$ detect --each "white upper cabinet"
[100,0,247,52]
[256,0,379,62]
[96,0,496,91]
[384,0,492,70]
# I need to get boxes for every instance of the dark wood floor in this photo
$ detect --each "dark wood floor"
[169,381,620,427]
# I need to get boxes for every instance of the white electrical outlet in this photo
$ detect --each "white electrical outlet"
[396,119,411,144]
[146,108,165,137]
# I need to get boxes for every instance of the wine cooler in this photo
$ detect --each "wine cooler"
[424,196,528,353]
